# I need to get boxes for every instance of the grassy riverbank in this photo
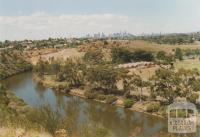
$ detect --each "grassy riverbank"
[33,74,166,119]
[0,83,115,137]
[0,50,32,80]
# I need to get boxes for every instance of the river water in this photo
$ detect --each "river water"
[1,72,182,137]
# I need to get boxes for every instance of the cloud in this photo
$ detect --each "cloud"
[0,12,133,40]
[0,12,199,41]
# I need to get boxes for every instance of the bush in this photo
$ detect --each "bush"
[124,99,134,108]
[96,94,107,101]
[84,90,97,99]
[0,69,9,80]
[111,47,154,63]
[141,95,148,101]
[156,51,166,60]
[111,47,132,63]
[26,106,63,135]
[57,72,65,82]
[187,93,199,103]
[84,49,104,64]
[146,102,160,112]
[175,48,183,60]
[96,127,110,137]
[105,95,117,104]
[132,50,154,62]
[135,95,148,101]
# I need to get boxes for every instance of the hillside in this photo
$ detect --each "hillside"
[0,50,32,80]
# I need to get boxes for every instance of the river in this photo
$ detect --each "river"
[1,72,186,137]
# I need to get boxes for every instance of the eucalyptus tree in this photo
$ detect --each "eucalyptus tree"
[61,58,86,87]
[177,68,200,102]
[111,47,132,63]
[50,59,61,77]
[83,49,104,64]
[86,65,119,92]
[35,58,49,77]
[120,70,136,97]
[133,75,150,102]
[156,51,166,60]
[151,68,200,104]
[177,68,198,94]
[175,48,183,61]
[150,68,181,104]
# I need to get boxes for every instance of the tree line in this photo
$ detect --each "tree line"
[35,55,200,113]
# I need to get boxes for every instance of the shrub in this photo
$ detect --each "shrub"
[111,47,132,63]
[156,51,166,60]
[0,69,8,80]
[187,93,199,103]
[84,49,104,64]
[96,94,107,101]
[111,47,154,63]
[124,99,134,108]
[175,48,183,60]
[26,105,63,135]
[57,72,65,82]
[134,95,148,101]
[96,127,110,137]
[84,91,97,99]
[146,102,160,112]
[132,50,154,62]
[159,106,167,117]
[105,95,117,104]
[141,95,148,101]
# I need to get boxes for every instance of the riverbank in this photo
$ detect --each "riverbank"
[0,87,30,116]
[0,50,32,80]
[0,127,52,137]
[33,74,166,119]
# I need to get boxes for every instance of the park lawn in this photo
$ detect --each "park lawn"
[174,59,200,70]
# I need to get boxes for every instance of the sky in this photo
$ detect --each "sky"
[0,0,200,40]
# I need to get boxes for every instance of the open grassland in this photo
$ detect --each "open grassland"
[130,59,200,80]
[174,59,200,70]
[130,66,159,80]
[27,40,200,64]
[29,40,200,79]
[41,48,84,60]
[29,48,84,65]
[126,40,200,53]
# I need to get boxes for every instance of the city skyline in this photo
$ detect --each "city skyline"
[0,0,200,40]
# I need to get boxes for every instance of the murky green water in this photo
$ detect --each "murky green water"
[3,72,198,137]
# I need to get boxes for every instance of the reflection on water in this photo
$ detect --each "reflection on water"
[1,72,179,137]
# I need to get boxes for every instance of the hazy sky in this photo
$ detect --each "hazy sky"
[0,0,200,40]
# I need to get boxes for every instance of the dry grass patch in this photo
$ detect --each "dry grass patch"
[129,65,160,80]
[126,40,200,53]
[174,59,200,70]
[0,127,52,137]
